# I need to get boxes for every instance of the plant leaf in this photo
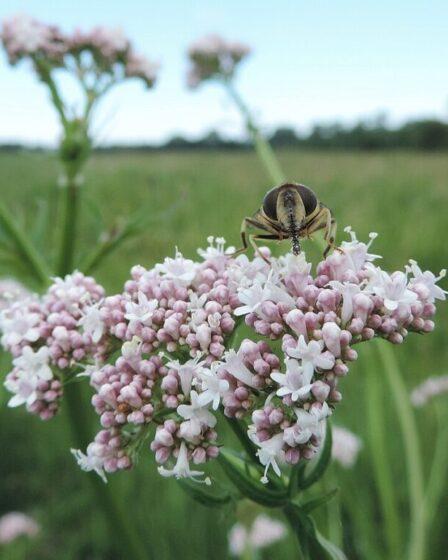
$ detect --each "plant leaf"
[300,487,339,514]
[218,448,288,508]
[177,478,233,509]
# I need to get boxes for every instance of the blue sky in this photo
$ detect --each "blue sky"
[1,0,448,145]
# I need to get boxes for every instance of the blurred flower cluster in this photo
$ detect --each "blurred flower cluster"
[1,13,158,86]
[0,231,445,483]
[187,34,250,88]
[228,513,286,557]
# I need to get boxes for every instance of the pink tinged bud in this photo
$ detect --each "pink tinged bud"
[368,314,382,329]
[423,303,436,317]
[423,320,434,332]
[353,293,373,324]
[302,447,315,460]
[285,310,307,338]
[234,387,249,401]
[155,447,171,464]
[412,317,425,330]
[192,447,207,464]
[362,328,375,340]
[285,448,300,464]
[388,333,403,344]
[254,320,271,336]
[57,358,69,369]
[349,318,364,335]
[252,409,269,428]
[260,301,282,322]
[117,456,132,470]
[209,342,224,357]
[221,316,235,333]
[101,412,116,428]
[317,289,338,312]
[120,385,143,408]
[207,446,219,458]
[311,380,331,402]
[322,322,342,357]
[165,395,178,408]
[334,362,349,376]
[271,323,284,336]
[196,324,211,351]
[128,411,145,424]
[161,374,178,393]
[239,339,260,361]
[155,429,174,447]
[165,419,177,433]
[268,409,284,425]
[344,348,358,361]
[253,358,270,376]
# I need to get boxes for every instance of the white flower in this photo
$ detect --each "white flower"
[0,512,39,544]
[121,336,142,362]
[166,354,205,395]
[228,514,286,556]
[196,362,229,410]
[222,349,257,388]
[78,302,104,343]
[250,431,285,484]
[0,304,40,348]
[197,236,235,261]
[407,260,447,303]
[71,445,107,483]
[328,281,361,324]
[284,403,331,446]
[13,346,52,381]
[177,390,217,430]
[366,265,418,311]
[187,291,207,312]
[158,442,211,484]
[332,426,362,468]
[234,283,266,317]
[286,336,335,377]
[277,252,312,277]
[155,249,197,286]
[411,375,448,407]
[3,14,50,53]
[340,227,381,271]
[5,372,39,408]
[227,254,269,289]
[271,359,313,402]
[124,291,158,328]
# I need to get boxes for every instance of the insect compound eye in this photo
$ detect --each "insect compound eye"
[297,184,318,215]
[262,187,279,220]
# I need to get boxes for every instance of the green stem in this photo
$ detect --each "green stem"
[64,381,150,560]
[57,172,81,276]
[422,402,448,530]
[283,504,308,559]
[377,341,425,560]
[0,201,50,286]
[224,81,285,184]
[364,345,402,558]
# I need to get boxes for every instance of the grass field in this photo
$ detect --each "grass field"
[0,149,447,559]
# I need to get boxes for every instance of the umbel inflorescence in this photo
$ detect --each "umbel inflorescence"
[0,232,445,484]
[1,14,158,87]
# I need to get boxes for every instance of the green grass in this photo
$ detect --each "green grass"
[0,149,447,559]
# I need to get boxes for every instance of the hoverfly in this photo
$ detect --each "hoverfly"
[234,182,337,261]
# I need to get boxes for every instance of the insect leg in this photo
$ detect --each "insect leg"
[249,234,280,263]
[305,205,337,257]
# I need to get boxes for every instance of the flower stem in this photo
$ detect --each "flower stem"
[377,341,425,560]
[0,200,50,287]
[422,402,448,530]
[64,381,150,560]
[224,81,285,185]
[57,171,81,276]
[364,345,402,558]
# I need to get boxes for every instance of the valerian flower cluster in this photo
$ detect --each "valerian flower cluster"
[0,232,445,484]
[1,13,158,88]
[187,34,251,88]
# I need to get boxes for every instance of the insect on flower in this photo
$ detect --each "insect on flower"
[235,182,337,262]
